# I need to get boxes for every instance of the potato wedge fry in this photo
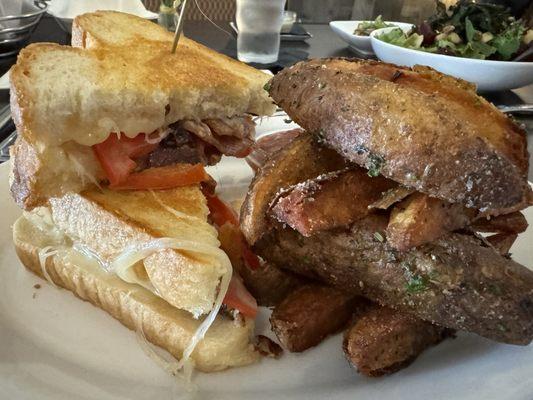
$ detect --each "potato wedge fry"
[472,211,528,234]
[246,129,304,172]
[343,306,450,377]
[270,285,361,352]
[386,192,473,251]
[486,233,518,255]
[241,132,348,246]
[271,168,396,236]
[368,186,414,210]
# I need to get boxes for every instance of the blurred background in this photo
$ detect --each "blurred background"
[142,0,532,24]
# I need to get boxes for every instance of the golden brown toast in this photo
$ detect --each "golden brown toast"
[48,185,225,317]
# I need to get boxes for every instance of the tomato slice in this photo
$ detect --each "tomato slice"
[93,134,137,185]
[119,134,158,158]
[110,163,209,190]
[204,193,261,271]
[204,193,239,227]
[223,275,258,319]
[93,133,158,185]
[242,244,261,270]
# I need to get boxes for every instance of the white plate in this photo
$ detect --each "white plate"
[329,20,413,57]
[1,117,533,399]
[370,26,533,92]
[46,0,157,22]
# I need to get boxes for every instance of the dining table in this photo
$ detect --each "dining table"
[1,14,532,175]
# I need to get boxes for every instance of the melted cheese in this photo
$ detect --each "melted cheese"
[76,237,232,376]
[108,238,232,369]
[66,150,102,191]
[37,246,59,287]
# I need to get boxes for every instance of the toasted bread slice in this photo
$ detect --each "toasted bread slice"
[13,209,259,372]
[268,59,531,215]
[48,185,225,317]
[11,17,273,147]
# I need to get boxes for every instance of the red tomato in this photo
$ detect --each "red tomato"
[93,134,137,185]
[110,164,210,190]
[204,193,261,271]
[118,134,158,158]
[241,243,261,270]
[93,133,158,185]
[223,275,258,319]
[204,193,239,227]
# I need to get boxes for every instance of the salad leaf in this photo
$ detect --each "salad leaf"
[491,22,526,60]
[354,15,394,36]
[465,17,475,43]
[459,40,497,59]
[377,28,424,50]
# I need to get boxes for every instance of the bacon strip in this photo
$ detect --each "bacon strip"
[180,116,255,158]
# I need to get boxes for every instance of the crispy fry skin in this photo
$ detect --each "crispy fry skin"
[254,214,533,345]
[271,168,396,236]
[270,285,359,352]
[241,132,348,246]
[386,192,474,251]
[486,233,518,255]
[218,222,304,307]
[343,306,450,377]
[472,211,528,233]
[268,59,531,214]
[369,186,414,210]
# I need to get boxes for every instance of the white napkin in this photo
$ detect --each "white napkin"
[47,0,157,20]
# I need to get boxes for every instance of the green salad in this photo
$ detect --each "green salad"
[354,15,394,36]
[376,1,532,61]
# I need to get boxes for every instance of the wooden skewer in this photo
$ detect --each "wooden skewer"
[171,0,189,54]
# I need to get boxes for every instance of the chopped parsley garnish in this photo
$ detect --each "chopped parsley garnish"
[406,275,429,294]
[367,154,385,177]
[263,82,271,91]
[402,260,430,294]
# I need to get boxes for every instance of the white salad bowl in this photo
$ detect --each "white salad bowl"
[330,20,412,57]
[370,26,533,92]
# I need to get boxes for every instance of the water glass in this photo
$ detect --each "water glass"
[236,0,286,64]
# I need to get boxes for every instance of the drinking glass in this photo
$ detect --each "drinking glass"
[236,0,286,64]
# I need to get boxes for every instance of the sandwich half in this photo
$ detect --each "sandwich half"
[10,10,274,210]
[10,11,274,372]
